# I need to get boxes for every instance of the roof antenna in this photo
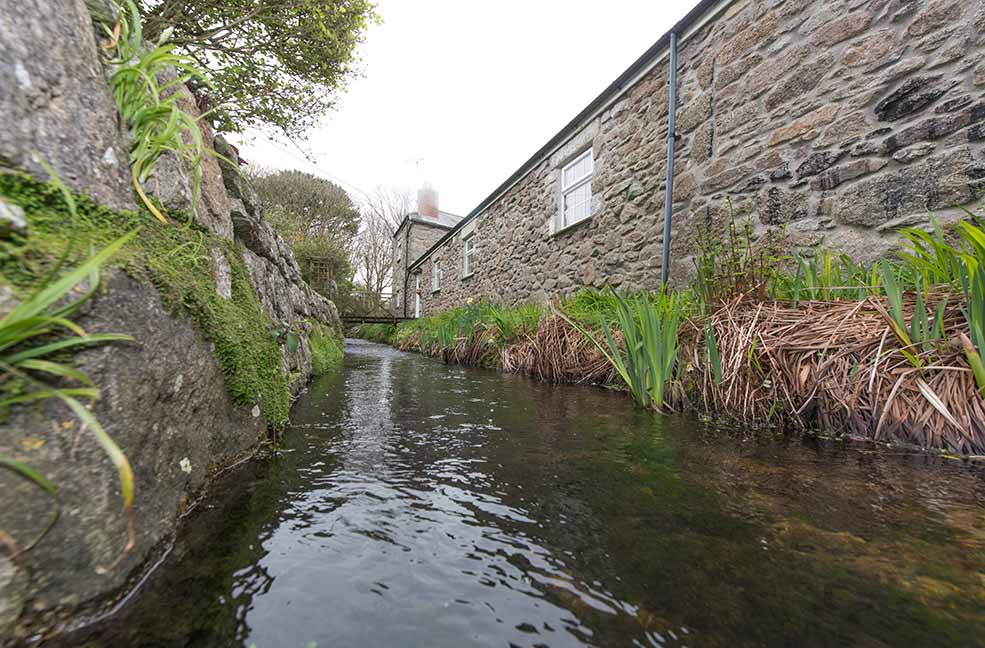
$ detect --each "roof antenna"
[405,157,425,186]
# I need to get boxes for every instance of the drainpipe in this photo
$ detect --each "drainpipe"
[402,222,411,318]
[661,32,679,286]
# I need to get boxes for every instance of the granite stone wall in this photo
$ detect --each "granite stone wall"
[415,0,985,316]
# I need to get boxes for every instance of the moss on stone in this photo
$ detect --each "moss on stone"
[309,323,343,375]
[0,172,291,429]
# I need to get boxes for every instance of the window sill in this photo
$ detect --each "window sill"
[462,272,475,281]
[551,214,594,238]
[431,289,441,294]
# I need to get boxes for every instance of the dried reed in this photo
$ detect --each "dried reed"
[687,294,985,454]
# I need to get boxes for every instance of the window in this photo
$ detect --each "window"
[560,148,594,229]
[463,236,475,276]
[432,259,442,292]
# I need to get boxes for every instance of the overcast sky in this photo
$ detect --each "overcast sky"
[232,1,688,217]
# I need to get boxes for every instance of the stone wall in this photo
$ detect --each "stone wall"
[416,0,985,316]
[393,218,453,316]
[0,0,341,639]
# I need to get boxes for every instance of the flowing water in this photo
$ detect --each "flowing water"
[67,340,985,647]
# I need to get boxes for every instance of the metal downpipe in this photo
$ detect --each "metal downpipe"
[660,31,678,286]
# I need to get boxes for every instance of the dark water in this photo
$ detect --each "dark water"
[67,340,985,647]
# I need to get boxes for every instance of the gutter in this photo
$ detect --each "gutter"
[408,0,738,272]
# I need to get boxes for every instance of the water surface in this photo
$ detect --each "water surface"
[68,340,985,647]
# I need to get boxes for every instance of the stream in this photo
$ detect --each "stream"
[66,339,985,647]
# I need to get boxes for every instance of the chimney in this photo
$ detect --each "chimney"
[417,184,439,219]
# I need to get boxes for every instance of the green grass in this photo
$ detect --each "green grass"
[0,172,294,428]
[961,264,985,396]
[769,249,875,303]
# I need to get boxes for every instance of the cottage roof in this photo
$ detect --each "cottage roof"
[407,0,724,271]
[394,210,463,238]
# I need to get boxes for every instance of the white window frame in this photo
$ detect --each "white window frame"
[432,259,442,292]
[558,148,594,230]
[463,236,475,277]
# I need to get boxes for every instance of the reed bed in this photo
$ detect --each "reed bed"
[503,314,617,384]
[688,295,985,455]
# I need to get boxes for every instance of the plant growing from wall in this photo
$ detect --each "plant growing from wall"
[102,0,210,225]
[0,194,137,556]
[309,324,343,375]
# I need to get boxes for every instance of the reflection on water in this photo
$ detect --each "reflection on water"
[66,340,985,647]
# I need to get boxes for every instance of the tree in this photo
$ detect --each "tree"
[250,168,360,246]
[135,0,379,139]
[355,188,411,309]
[250,167,361,296]
[362,187,411,235]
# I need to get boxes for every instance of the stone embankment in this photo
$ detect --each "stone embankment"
[0,0,341,640]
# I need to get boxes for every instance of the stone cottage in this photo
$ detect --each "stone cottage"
[392,185,462,317]
[395,0,985,317]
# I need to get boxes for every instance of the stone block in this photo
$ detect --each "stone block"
[719,103,762,137]
[757,186,809,225]
[716,11,780,66]
[768,105,840,146]
[843,29,898,67]
[884,102,985,151]
[810,11,873,47]
[716,53,763,90]
[834,147,979,226]
[0,0,132,209]
[817,111,871,148]
[809,158,889,191]
[678,93,713,134]
[691,121,715,164]
[797,150,849,179]
[764,53,835,112]
[874,76,951,121]
[702,165,753,192]
[746,42,813,98]
[906,0,965,38]
[891,143,936,163]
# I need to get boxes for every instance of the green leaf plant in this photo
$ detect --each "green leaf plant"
[558,289,682,410]
[102,0,212,225]
[1,170,138,559]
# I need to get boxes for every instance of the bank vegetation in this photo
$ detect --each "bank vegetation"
[353,214,985,457]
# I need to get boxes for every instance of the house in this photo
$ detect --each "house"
[391,185,462,318]
[395,0,985,318]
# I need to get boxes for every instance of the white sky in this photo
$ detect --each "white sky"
[232,1,689,217]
